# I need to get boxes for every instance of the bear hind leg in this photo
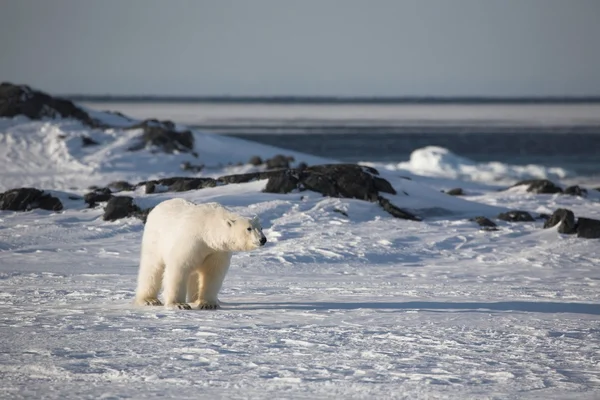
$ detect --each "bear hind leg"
[134,256,165,306]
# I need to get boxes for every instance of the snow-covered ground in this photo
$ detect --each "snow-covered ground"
[1,110,599,399]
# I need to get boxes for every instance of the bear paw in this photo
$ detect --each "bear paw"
[172,302,192,310]
[195,301,220,310]
[140,298,163,306]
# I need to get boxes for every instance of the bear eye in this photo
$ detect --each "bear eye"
[247,227,252,232]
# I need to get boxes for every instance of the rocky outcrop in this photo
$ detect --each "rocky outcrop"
[543,208,600,238]
[102,196,150,222]
[576,218,600,239]
[471,216,498,230]
[497,210,535,222]
[564,185,587,197]
[84,188,113,208]
[543,208,577,234]
[511,179,562,194]
[0,188,63,212]
[0,82,101,127]
[445,188,464,196]
[126,119,195,154]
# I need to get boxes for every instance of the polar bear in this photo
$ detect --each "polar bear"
[134,198,266,310]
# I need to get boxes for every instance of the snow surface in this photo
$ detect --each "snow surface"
[1,110,600,399]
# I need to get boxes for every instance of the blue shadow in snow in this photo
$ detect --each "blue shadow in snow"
[231,301,600,315]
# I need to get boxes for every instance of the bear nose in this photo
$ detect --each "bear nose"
[260,236,267,245]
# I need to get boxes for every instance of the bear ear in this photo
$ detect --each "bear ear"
[227,219,236,227]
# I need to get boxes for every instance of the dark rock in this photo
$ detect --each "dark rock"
[0,188,63,212]
[218,171,281,185]
[0,82,101,127]
[537,213,550,220]
[471,216,498,230]
[303,164,395,199]
[564,185,587,197]
[445,188,464,196]
[248,156,263,166]
[81,136,99,146]
[332,208,348,217]
[103,196,140,221]
[378,196,421,221]
[372,177,397,195]
[219,172,265,184]
[84,187,112,208]
[265,154,294,170]
[168,178,217,192]
[262,164,410,219]
[511,179,562,194]
[108,181,134,192]
[543,208,577,234]
[297,162,308,171]
[180,161,204,173]
[497,210,535,222]
[576,217,600,239]
[139,177,217,193]
[264,170,301,194]
[145,182,156,194]
[127,119,194,154]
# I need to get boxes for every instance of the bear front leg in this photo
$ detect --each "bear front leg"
[162,263,193,310]
[192,253,232,310]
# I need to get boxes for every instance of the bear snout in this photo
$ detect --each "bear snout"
[260,236,267,246]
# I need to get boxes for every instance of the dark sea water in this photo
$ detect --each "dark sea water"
[77,98,600,178]
[205,127,600,177]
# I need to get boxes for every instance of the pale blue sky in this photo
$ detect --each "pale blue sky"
[1,0,599,96]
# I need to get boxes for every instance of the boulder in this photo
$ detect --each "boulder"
[107,181,134,192]
[218,171,275,185]
[139,177,217,193]
[103,196,141,221]
[511,179,562,194]
[497,210,535,222]
[0,188,63,212]
[543,208,577,234]
[576,217,600,239]
[0,82,101,127]
[265,154,294,169]
[168,178,217,192]
[84,187,112,208]
[471,216,498,230]
[126,119,195,154]
[248,156,263,166]
[263,164,415,220]
[564,185,587,197]
[445,188,464,196]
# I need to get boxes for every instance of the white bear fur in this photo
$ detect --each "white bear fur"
[134,198,266,309]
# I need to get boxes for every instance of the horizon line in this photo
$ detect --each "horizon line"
[67,94,600,105]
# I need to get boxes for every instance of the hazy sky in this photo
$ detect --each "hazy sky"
[1,0,599,96]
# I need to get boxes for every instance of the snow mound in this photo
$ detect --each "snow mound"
[381,146,571,184]
[0,117,332,192]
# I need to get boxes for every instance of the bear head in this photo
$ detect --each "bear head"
[226,215,267,251]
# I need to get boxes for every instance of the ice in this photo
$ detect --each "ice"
[367,146,571,185]
[1,108,599,399]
